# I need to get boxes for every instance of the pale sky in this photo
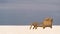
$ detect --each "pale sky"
[0,0,60,25]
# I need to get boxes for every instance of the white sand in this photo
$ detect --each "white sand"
[0,25,60,34]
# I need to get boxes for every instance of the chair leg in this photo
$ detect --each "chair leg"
[50,26,52,28]
[35,26,37,29]
[33,27,35,29]
[43,27,45,29]
[43,26,45,29]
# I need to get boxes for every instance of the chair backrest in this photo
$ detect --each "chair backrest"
[43,17,53,25]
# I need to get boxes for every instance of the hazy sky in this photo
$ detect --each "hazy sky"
[0,0,60,25]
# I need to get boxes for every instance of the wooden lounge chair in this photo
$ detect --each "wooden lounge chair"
[30,17,53,29]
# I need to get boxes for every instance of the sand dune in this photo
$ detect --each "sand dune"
[0,25,60,34]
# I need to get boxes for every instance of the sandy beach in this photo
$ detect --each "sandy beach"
[0,25,60,34]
